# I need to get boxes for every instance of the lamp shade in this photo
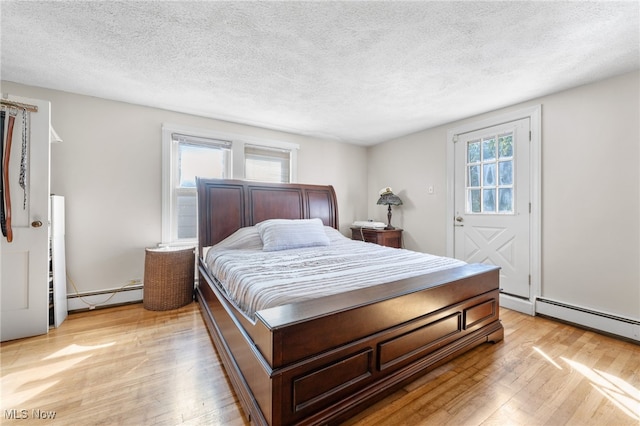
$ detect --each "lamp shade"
[377,192,403,206]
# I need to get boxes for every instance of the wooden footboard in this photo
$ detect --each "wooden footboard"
[196,262,503,425]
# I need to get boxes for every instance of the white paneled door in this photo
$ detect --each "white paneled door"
[1,95,51,341]
[454,118,531,299]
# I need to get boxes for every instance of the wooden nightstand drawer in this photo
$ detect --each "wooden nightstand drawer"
[351,227,403,248]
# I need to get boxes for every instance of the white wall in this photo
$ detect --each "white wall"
[3,72,638,324]
[539,72,638,319]
[1,81,368,300]
[367,126,450,255]
[367,71,640,322]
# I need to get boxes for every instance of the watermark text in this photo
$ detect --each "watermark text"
[4,409,57,420]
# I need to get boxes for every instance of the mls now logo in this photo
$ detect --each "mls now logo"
[4,409,57,420]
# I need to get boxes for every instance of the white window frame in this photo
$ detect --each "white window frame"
[161,123,299,246]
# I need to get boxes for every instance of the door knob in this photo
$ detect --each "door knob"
[31,220,43,228]
[455,216,464,222]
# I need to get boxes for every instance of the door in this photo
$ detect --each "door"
[1,95,51,341]
[454,118,530,299]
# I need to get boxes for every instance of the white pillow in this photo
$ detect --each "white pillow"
[211,226,263,251]
[324,226,350,243]
[256,218,330,252]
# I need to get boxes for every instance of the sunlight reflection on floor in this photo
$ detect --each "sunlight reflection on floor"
[530,346,639,421]
[42,342,115,360]
[3,355,92,406]
[2,342,117,407]
[561,356,640,421]
[532,346,563,370]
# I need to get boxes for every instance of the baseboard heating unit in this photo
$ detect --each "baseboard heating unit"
[67,284,143,312]
[536,298,639,342]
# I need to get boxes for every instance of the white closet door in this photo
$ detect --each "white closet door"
[1,95,51,341]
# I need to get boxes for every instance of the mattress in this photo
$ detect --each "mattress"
[204,226,466,320]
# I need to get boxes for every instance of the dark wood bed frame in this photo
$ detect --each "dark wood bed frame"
[195,178,503,425]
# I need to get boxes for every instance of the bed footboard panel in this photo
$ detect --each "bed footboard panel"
[274,289,502,425]
[198,263,503,426]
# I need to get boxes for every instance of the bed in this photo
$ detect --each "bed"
[195,178,503,425]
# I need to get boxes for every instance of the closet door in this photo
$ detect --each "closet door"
[1,95,51,341]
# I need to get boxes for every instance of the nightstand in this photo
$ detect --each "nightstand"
[350,227,403,248]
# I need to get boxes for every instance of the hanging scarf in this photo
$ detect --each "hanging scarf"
[2,111,16,242]
[19,108,28,209]
[0,110,5,237]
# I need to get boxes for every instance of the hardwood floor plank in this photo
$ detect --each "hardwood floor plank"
[2,304,638,425]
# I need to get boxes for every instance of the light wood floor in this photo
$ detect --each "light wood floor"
[1,303,638,425]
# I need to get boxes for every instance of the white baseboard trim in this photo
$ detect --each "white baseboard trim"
[536,298,640,342]
[67,285,143,312]
[500,294,535,315]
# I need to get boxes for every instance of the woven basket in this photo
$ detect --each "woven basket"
[143,247,195,311]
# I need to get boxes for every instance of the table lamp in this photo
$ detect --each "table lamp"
[377,187,403,230]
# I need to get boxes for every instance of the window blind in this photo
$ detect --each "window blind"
[172,133,232,148]
[245,144,291,183]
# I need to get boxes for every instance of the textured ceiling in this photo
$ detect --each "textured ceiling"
[1,1,638,145]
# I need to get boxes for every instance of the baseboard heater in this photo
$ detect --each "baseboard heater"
[536,298,640,342]
[67,284,144,312]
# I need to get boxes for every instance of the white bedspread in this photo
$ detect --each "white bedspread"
[204,226,465,320]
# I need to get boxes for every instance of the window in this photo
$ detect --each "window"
[245,144,291,182]
[466,132,514,214]
[162,124,298,245]
[172,134,231,241]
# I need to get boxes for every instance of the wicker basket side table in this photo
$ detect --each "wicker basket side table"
[143,247,195,311]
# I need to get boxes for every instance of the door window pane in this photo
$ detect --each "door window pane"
[499,160,513,185]
[469,165,480,187]
[499,134,513,158]
[469,189,481,213]
[498,188,513,213]
[482,137,496,161]
[483,163,496,186]
[483,189,496,212]
[468,140,481,163]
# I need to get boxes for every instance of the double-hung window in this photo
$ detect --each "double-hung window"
[170,133,231,242]
[162,123,298,246]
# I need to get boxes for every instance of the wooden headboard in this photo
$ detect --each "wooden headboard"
[196,178,339,255]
